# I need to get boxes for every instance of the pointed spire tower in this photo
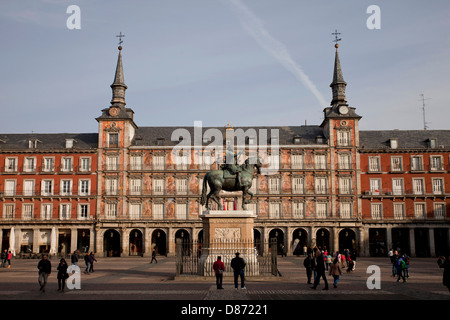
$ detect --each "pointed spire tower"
[110,44,127,107]
[330,42,348,106]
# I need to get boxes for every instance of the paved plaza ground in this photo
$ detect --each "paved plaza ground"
[0,255,448,302]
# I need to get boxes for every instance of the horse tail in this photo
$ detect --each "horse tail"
[200,174,208,205]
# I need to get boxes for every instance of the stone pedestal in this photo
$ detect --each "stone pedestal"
[198,210,259,277]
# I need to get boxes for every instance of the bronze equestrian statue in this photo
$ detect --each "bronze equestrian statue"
[200,156,263,211]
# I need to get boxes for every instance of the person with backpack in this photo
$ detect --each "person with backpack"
[396,256,406,283]
[402,253,410,278]
[303,253,313,284]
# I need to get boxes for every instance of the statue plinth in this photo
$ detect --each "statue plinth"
[199,210,259,277]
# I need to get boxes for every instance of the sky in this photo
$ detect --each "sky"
[1,0,450,134]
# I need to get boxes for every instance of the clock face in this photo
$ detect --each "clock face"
[339,106,349,115]
[109,107,119,116]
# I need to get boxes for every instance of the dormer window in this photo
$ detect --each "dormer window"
[389,139,398,149]
[65,139,74,149]
[156,138,164,146]
[429,139,437,149]
[28,139,39,149]
[293,137,301,144]
[316,136,325,144]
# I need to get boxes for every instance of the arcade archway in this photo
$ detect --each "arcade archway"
[104,229,121,257]
[129,229,143,256]
[315,228,330,251]
[292,228,308,255]
[151,229,167,256]
[339,228,356,253]
[269,229,285,255]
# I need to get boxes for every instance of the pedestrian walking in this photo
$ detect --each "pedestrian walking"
[150,248,158,264]
[346,258,355,273]
[37,254,52,292]
[402,253,410,278]
[303,253,313,284]
[437,256,450,292]
[6,251,12,268]
[89,252,97,272]
[396,256,406,283]
[71,251,78,266]
[329,258,342,288]
[392,250,399,277]
[311,250,328,290]
[213,256,225,289]
[84,253,91,274]
[57,258,69,292]
[230,252,246,289]
[326,252,332,271]
[1,249,7,268]
[303,245,307,257]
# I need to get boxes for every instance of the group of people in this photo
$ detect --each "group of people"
[303,247,357,290]
[212,252,247,290]
[1,250,12,268]
[37,251,97,293]
[388,249,410,283]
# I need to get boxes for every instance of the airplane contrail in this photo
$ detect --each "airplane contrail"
[224,0,328,107]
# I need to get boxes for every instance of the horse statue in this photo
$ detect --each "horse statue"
[200,157,263,211]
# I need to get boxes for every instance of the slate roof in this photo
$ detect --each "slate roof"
[359,130,450,150]
[0,133,98,151]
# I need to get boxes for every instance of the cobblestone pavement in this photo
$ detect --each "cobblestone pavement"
[0,255,448,301]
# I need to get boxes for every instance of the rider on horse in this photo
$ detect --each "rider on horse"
[221,152,242,186]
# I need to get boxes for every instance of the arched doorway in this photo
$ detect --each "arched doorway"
[129,229,143,256]
[414,228,430,257]
[269,229,284,255]
[151,229,167,256]
[315,228,330,252]
[369,228,387,256]
[175,229,191,256]
[339,228,356,253]
[392,228,410,256]
[104,229,121,257]
[292,228,308,255]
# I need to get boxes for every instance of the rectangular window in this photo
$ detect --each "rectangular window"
[175,203,187,220]
[269,203,281,219]
[153,179,164,195]
[269,154,280,169]
[3,204,14,219]
[129,203,142,220]
[24,157,36,172]
[369,179,381,195]
[153,155,165,170]
[106,156,119,171]
[414,203,426,219]
[129,178,142,195]
[316,203,327,218]
[199,152,212,170]
[269,178,280,194]
[24,180,34,196]
[434,203,445,219]
[411,156,423,171]
[5,158,17,172]
[106,179,118,195]
[130,156,142,171]
[5,180,16,196]
[392,178,404,195]
[340,202,351,218]
[175,154,189,170]
[314,154,327,169]
[43,158,54,172]
[292,202,304,219]
[41,180,53,196]
[79,180,90,196]
[79,158,91,172]
[292,177,304,194]
[315,177,327,194]
[106,203,117,219]
[432,178,444,195]
[60,180,72,196]
[109,133,119,148]
[412,178,425,195]
[176,179,187,195]
[41,204,52,220]
[246,203,257,215]
[60,204,71,220]
[337,131,350,146]
[430,156,443,171]
[371,203,382,219]
[291,154,303,169]
[391,156,403,172]
[393,203,405,220]
[78,204,89,219]
[249,178,258,194]
[62,157,73,172]
[22,204,33,220]
[152,203,164,220]
[368,157,381,172]
[339,177,351,194]
[338,154,351,170]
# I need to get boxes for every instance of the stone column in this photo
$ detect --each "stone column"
[386,226,392,251]
[71,228,78,254]
[409,228,416,257]
[122,228,129,257]
[33,228,40,253]
[95,228,103,257]
[144,227,152,257]
[168,227,175,257]
[428,228,435,257]
[359,228,367,257]
[333,227,339,254]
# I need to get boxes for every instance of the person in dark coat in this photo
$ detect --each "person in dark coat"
[89,252,97,272]
[37,254,52,292]
[150,249,158,264]
[231,252,246,289]
[71,251,79,266]
[438,256,450,292]
[311,251,328,290]
[84,253,90,274]
[303,253,313,284]
[57,258,69,292]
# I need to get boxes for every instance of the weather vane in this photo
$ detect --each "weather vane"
[332,29,341,48]
[116,32,125,46]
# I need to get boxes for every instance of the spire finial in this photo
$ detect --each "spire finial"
[116,32,125,50]
[332,29,341,49]
[110,33,127,107]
